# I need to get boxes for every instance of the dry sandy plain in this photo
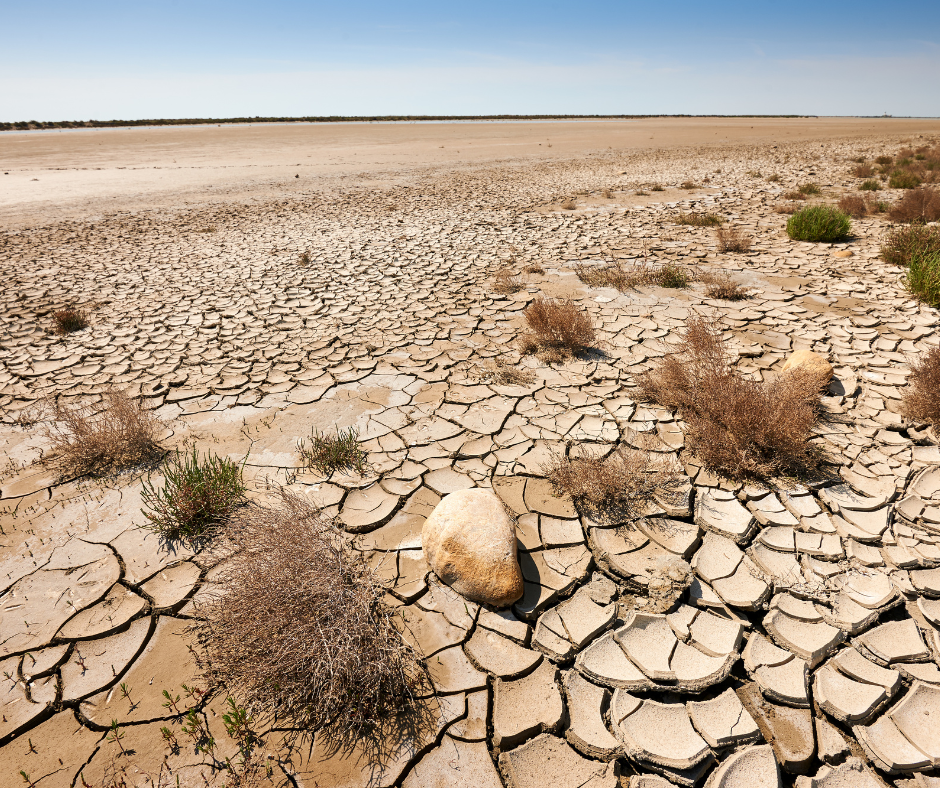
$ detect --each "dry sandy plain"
[3,117,940,788]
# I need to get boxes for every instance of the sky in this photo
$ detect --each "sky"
[2,0,939,120]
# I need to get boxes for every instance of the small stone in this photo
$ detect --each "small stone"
[781,350,833,382]
[422,488,524,607]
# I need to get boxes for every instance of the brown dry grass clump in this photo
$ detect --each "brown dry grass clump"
[473,358,536,386]
[674,212,722,227]
[635,317,828,480]
[544,447,684,521]
[560,198,577,210]
[198,490,427,740]
[680,181,698,190]
[881,224,940,267]
[903,346,940,426]
[700,271,749,301]
[775,203,800,215]
[782,190,808,201]
[576,260,692,291]
[52,306,89,335]
[852,163,875,178]
[716,228,752,253]
[492,267,525,295]
[523,263,545,274]
[45,388,163,476]
[837,194,872,218]
[520,297,595,362]
[888,187,940,224]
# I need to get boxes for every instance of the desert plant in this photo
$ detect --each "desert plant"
[675,212,722,227]
[491,267,525,295]
[783,190,809,201]
[786,205,851,242]
[852,163,875,178]
[635,317,828,480]
[716,228,752,253]
[907,248,940,307]
[860,180,880,191]
[881,224,940,267]
[875,155,893,166]
[52,306,89,335]
[543,446,684,521]
[837,195,870,218]
[602,188,614,199]
[45,388,162,476]
[576,260,692,291]
[680,181,698,190]
[523,263,544,274]
[650,184,664,192]
[473,358,536,386]
[298,426,368,475]
[197,490,426,740]
[888,187,940,224]
[903,346,940,426]
[798,183,821,195]
[775,203,800,215]
[298,251,311,266]
[560,198,577,210]
[141,446,247,541]
[520,297,595,362]
[700,271,749,300]
[889,170,922,189]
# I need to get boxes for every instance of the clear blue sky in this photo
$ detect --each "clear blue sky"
[3,0,939,120]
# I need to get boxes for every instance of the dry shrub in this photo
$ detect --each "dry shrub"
[297,251,311,266]
[903,346,940,426]
[881,224,940,267]
[837,194,871,218]
[775,203,800,215]
[635,317,828,480]
[680,181,698,190]
[716,227,752,253]
[560,198,577,210]
[675,212,722,227]
[783,190,809,201]
[45,388,162,476]
[473,357,536,386]
[798,183,822,195]
[544,446,684,521]
[700,271,749,301]
[650,183,665,192]
[492,267,525,295]
[576,260,692,291]
[888,187,940,224]
[602,188,614,199]
[852,163,875,178]
[523,263,544,274]
[520,297,595,361]
[198,490,427,740]
[52,305,89,335]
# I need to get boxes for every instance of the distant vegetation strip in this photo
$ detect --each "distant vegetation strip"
[0,114,811,131]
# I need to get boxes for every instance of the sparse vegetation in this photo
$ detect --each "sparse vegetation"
[888,187,940,224]
[775,203,800,215]
[680,181,698,190]
[298,426,368,475]
[837,195,871,218]
[52,306,89,335]
[716,227,752,253]
[700,271,749,300]
[852,163,875,178]
[298,251,311,266]
[674,212,722,227]
[492,267,525,295]
[45,388,162,476]
[544,446,684,521]
[635,317,828,480]
[520,297,596,362]
[860,180,880,191]
[903,346,940,426]
[560,198,577,210]
[141,446,247,542]
[907,247,940,307]
[197,490,426,739]
[786,205,851,242]
[797,183,821,195]
[576,260,692,291]
[523,263,544,274]
[473,358,536,386]
[881,224,940,267]
[650,183,664,192]
[782,190,808,201]
[889,170,922,189]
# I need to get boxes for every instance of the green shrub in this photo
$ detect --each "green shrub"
[298,426,368,475]
[908,249,940,307]
[860,180,880,191]
[786,206,851,242]
[675,212,722,227]
[142,446,247,541]
[797,183,821,195]
[889,170,922,189]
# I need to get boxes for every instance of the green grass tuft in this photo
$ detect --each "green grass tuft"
[889,170,922,189]
[674,212,722,227]
[786,205,851,242]
[299,426,368,475]
[859,180,880,191]
[142,446,247,541]
[908,249,940,307]
[797,183,821,195]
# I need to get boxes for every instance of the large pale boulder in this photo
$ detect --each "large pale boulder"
[780,349,833,383]
[422,488,524,607]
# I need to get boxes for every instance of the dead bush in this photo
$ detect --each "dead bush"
[520,297,595,361]
[44,388,163,476]
[197,490,427,740]
[888,187,940,224]
[782,191,809,201]
[576,261,692,291]
[852,163,875,178]
[837,194,871,218]
[635,317,828,480]
[560,198,577,210]
[680,181,698,190]
[544,446,684,521]
[492,267,525,295]
[523,263,544,274]
[881,224,940,267]
[602,188,614,199]
[903,345,940,426]
[775,203,800,215]
[700,271,749,301]
[297,251,311,266]
[473,357,536,386]
[716,228,752,253]
[52,306,89,335]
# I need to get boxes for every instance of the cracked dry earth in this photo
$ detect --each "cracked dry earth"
[3,132,940,788]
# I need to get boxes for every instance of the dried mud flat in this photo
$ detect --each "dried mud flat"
[3,122,940,788]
